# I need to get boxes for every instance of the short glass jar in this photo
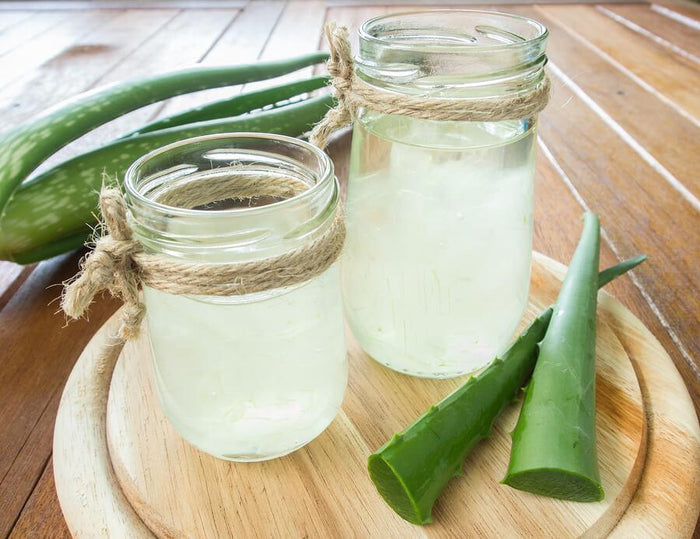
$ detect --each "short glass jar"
[342,11,548,378]
[124,133,347,461]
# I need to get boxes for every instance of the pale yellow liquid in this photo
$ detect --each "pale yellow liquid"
[342,114,536,378]
[145,266,347,461]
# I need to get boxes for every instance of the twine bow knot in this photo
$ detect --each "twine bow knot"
[62,188,145,340]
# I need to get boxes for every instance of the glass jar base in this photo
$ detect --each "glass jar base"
[215,440,309,462]
[171,410,341,463]
[364,348,491,380]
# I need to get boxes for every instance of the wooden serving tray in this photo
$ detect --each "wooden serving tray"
[53,253,700,537]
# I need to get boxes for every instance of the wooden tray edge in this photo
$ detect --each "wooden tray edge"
[53,253,700,537]
[53,316,154,538]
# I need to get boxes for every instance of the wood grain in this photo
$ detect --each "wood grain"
[0,11,71,57]
[0,260,31,309]
[536,5,700,120]
[9,459,70,539]
[243,0,328,92]
[53,318,151,538]
[603,299,700,538]
[53,7,239,161]
[0,385,62,538]
[600,4,700,60]
[650,0,700,26]
[154,0,285,117]
[514,8,700,407]
[1,8,178,151]
[0,11,33,35]
[0,253,118,538]
[507,5,699,196]
[0,10,117,91]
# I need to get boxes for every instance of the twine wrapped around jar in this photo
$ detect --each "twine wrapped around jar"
[309,22,551,149]
[62,184,345,341]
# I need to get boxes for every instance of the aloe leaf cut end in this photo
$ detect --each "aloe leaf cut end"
[368,455,429,525]
[502,469,604,502]
[367,310,553,526]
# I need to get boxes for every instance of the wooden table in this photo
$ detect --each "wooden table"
[0,1,697,536]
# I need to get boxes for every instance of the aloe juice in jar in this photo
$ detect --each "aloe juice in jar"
[125,134,347,462]
[144,267,347,461]
[342,10,548,378]
[342,113,536,378]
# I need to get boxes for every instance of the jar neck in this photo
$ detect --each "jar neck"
[355,10,548,100]
[124,134,339,264]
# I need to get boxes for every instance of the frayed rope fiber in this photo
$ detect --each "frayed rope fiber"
[309,22,551,149]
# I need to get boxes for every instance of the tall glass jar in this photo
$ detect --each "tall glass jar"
[342,11,548,378]
[124,133,347,461]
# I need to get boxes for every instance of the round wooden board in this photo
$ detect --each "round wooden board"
[53,253,700,537]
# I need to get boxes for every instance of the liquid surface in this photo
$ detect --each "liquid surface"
[145,266,347,460]
[342,114,535,378]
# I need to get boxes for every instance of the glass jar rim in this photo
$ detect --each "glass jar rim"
[124,132,335,218]
[359,9,548,53]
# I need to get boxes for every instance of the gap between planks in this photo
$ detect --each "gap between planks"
[596,5,700,64]
[650,3,700,29]
[538,137,699,385]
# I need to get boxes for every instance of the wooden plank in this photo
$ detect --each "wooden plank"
[258,0,327,62]
[0,387,62,538]
[0,9,176,128]
[154,0,286,118]
[530,140,700,414]
[536,5,700,121]
[0,261,31,310]
[0,12,62,56]
[45,8,239,163]
[0,11,32,33]
[507,5,699,198]
[600,4,700,62]
[198,1,284,65]
[244,0,328,91]
[531,62,700,404]
[0,10,118,91]
[318,5,388,79]
[0,254,118,539]
[8,459,70,539]
[650,1,700,26]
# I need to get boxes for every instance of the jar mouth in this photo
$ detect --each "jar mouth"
[123,133,339,263]
[359,10,548,53]
[356,10,548,98]
[124,133,335,218]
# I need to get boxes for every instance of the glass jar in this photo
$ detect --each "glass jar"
[342,11,548,378]
[124,133,347,461]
